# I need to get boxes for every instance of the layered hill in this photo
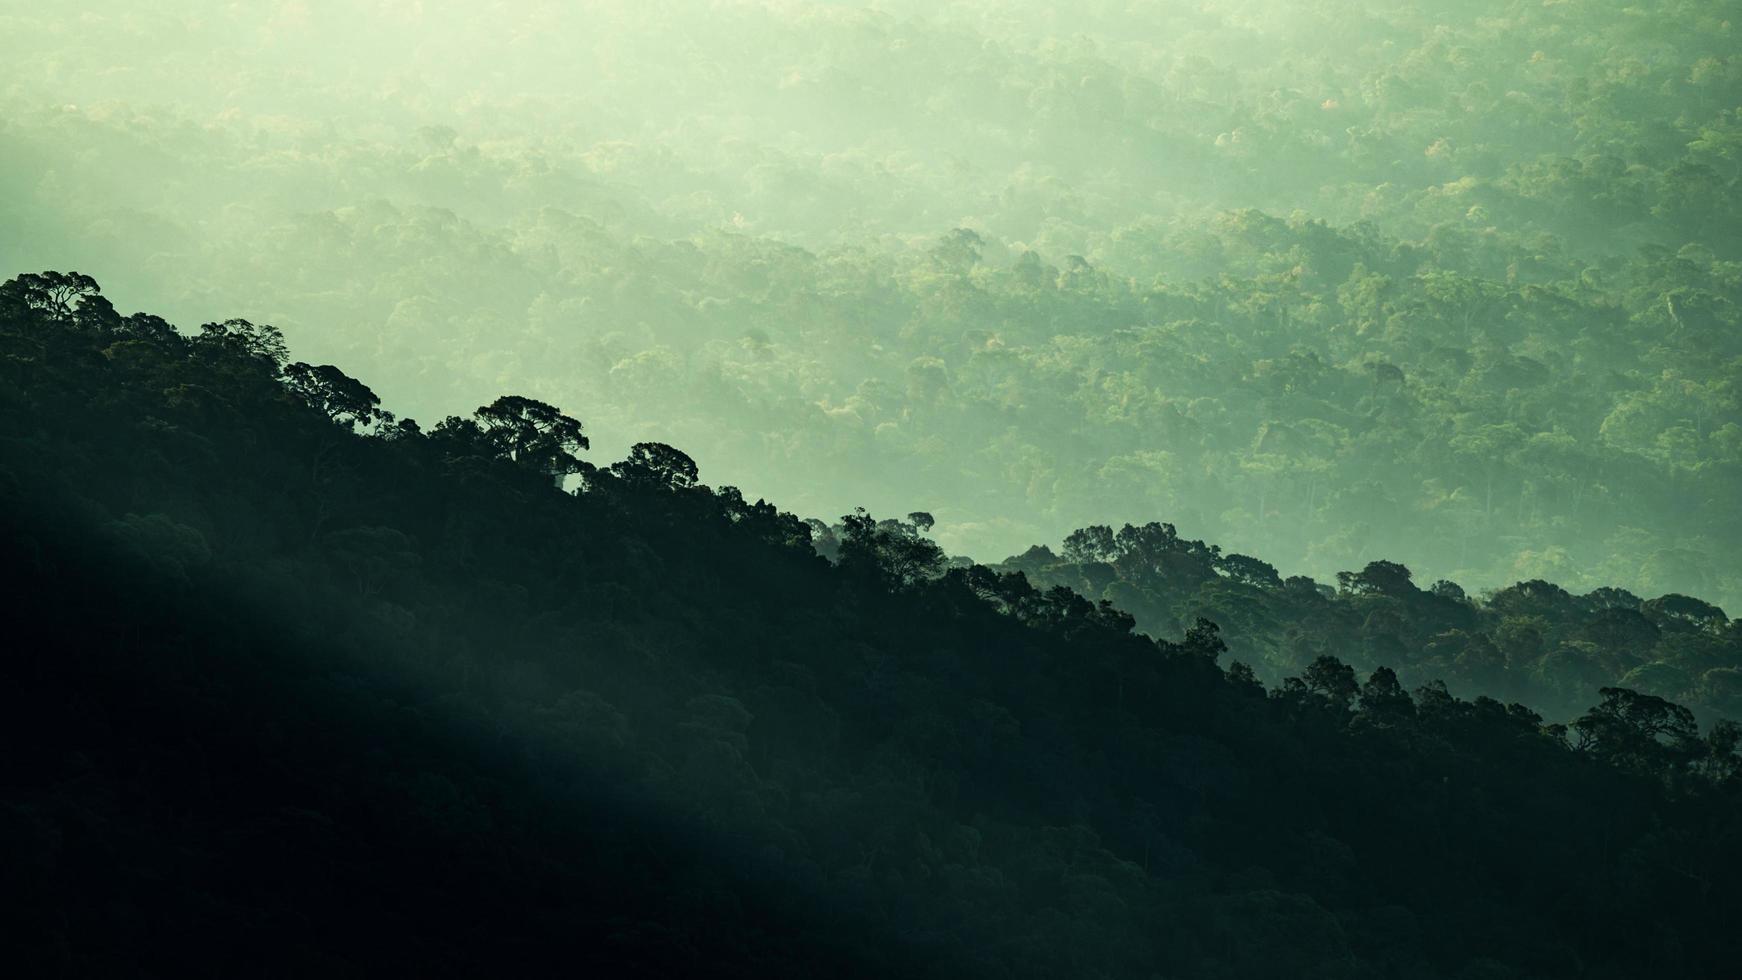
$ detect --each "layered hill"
[5,272,1742,978]
[5,0,1739,607]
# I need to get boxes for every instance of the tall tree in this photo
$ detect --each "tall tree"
[473,395,590,482]
[611,442,700,492]
[284,362,388,430]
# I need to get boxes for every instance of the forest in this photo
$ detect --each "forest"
[5,0,1741,976]
[4,270,1742,978]
[3,0,1738,608]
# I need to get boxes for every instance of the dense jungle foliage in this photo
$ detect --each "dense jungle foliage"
[4,0,1739,609]
[5,274,1742,978]
[7,1,1742,974]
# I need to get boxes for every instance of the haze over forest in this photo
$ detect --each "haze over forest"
[11,3,1742,977]
[4,0,1738,603]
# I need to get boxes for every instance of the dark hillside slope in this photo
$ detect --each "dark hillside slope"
[985,525,1742,726]
[4,272,1742,978]
[0,500,930,979]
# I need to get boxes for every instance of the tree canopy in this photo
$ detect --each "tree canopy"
[2,0,1737,610]
[6,275,1742,977]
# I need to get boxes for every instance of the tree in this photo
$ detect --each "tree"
[195,318,290,372]
[1226,661,1265,695]
[837,508,945,590]
[1584,587,1643,611]
[284,362,388,430]
[1113,522,1196,575]
[611,442,701,492]
[1644,594,1729,634]
[1061,525,1116,564]
[72,292,121,333]
[0,271,101,321]
[1302,655,1359,709]
[1429,580,1466,602]
[1218,552,1282,589]
[1572,687,1700,776]
[714,486,812,551]
[473,395,590,483]
[117,313,183,347]
[1488,580,1576,620]
[1181,618,1227,662]
[1336,560,1415,598]
[1357,667,1415,721]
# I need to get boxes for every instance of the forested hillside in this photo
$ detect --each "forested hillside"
[6,274,1742,978]
[3,0,1738,607]
[987,522,1741,726]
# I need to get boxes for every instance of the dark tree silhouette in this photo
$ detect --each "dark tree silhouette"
[839,508,945,589]
[1574,687,1701,773]
[1302,654,1360,708]
[284,362,389,430]
[611,441,700,491]
[1219,552,1283,588]
[473,395,590,482]
[195,318,290,371]
[1062,525,1117,564]
[0,270,101,320]
[1337,560,1416,598]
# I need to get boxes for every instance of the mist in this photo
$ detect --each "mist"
[4,0,1738,607]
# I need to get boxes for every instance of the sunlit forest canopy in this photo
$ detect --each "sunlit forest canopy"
[3,0,1739,607]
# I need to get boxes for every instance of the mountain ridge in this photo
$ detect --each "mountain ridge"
[5,270,1742,977]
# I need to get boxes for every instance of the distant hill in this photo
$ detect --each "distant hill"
[4,0,1738,610]
[977,522,1740,725]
